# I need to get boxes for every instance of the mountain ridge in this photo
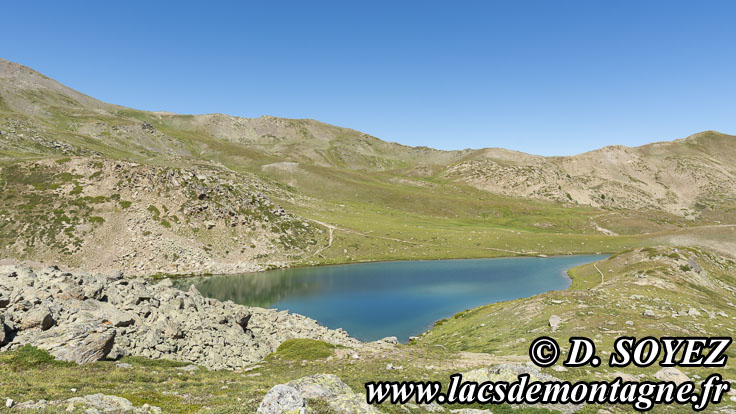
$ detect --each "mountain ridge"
[1,57,735,275]
[1,57,731,159]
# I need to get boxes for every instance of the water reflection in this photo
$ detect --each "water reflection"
[176,269,320,308]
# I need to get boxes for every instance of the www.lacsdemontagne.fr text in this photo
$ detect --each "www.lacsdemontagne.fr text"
[365,372,729,411]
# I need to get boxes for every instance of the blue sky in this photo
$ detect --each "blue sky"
[2,1,735,155]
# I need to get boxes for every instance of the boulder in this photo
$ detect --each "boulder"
[20,307,55,331]
[288,374,353,399]
[258,374,381,414]
[97,302,135,327]
[231,310,252,332]
[377,336,399,345]
[257,384,304,414]
[14,394,160,414]
[288,374,381,414]
[642,309,656,317]
[35,320,116,364]
[66,394,135,413]
[548,315,562,332]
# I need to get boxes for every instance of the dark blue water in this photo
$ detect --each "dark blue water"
[190,255,604,342]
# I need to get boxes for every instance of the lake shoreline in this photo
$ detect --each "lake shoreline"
[161,250,615,281]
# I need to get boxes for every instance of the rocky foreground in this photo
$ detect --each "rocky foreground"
[0,264,360,370]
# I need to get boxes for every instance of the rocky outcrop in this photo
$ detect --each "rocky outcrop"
[0,264,359,369]
[258,374,381,414]
[13,393,161,413]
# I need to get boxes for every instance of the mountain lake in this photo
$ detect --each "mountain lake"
[186,255,606,342]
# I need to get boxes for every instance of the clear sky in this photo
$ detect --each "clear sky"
[2,1,735,155]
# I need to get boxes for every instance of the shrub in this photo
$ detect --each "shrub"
[147,205,160,217]
[271,339,335,361]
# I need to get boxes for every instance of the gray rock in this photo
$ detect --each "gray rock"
[36,321,116,364]
[156,278,173,288]
[688,257,703,273]
[97,302,135,327]
[285,374,381,414]
[288,374,352,399]
[108,271,124,281]
[377,336,399,345]
[67,394,135,413]
[548,315,562,332]
[0,314,6,346]
[20,307,55,331]
[257,384,304,414]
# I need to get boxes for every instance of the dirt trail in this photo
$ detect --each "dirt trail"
[306,218,335,247]
[303,219,531,256]
[594,263,605,286]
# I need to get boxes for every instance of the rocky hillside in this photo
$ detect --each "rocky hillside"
[445,131,736,216]
[0,157,327,276]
